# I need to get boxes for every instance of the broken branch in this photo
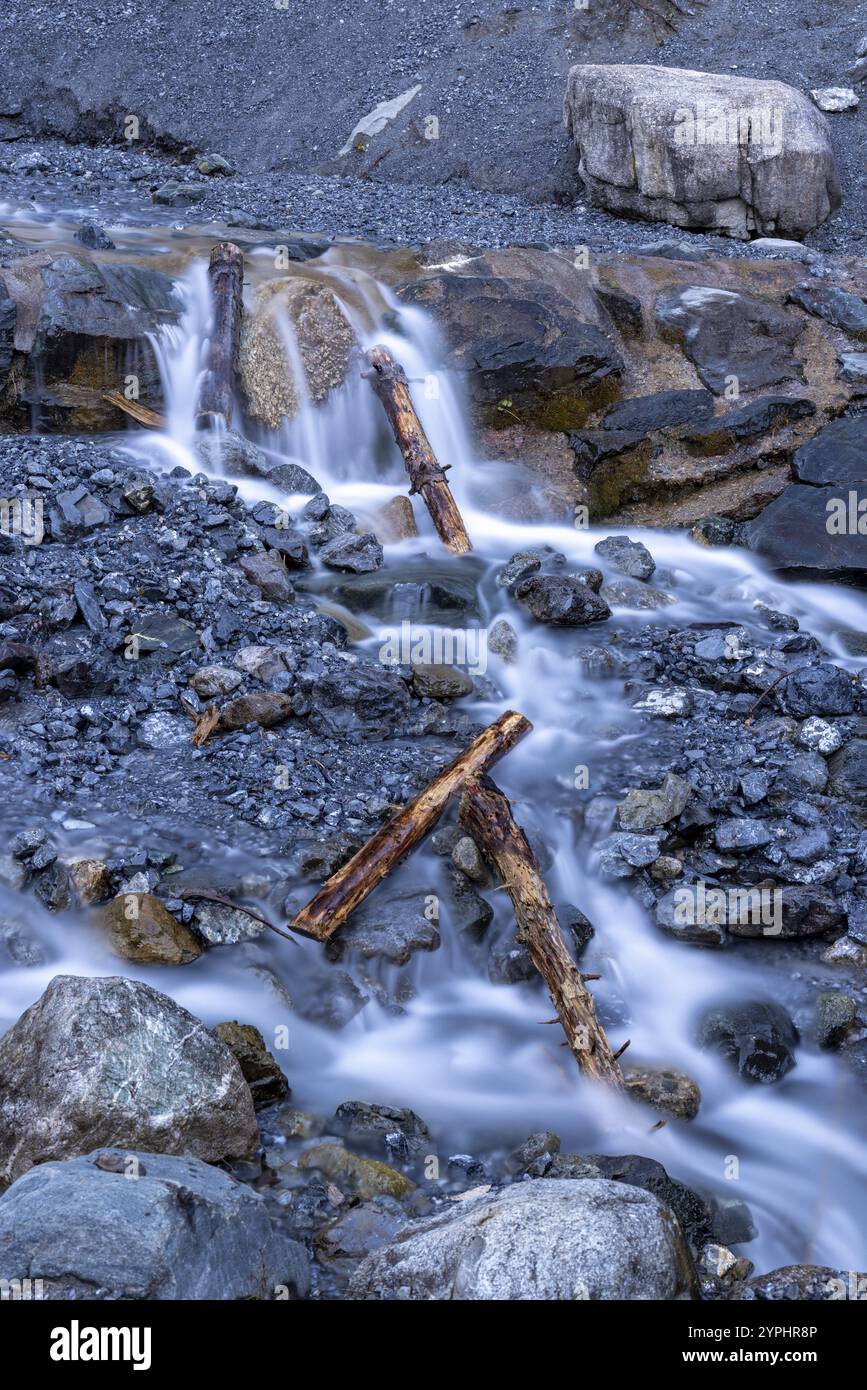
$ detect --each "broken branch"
[290,709,531,941]
[459,774,623,1088]
[198,241,244,427]
[103,392,166,430]
[365,344,472,555]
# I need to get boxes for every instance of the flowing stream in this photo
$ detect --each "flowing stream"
[3,225,867,1276]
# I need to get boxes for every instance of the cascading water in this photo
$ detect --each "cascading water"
[5,239,867,1278]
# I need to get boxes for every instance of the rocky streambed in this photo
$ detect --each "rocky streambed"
[0,191,866,1302]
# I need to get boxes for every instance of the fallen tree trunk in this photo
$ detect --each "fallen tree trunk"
[103,392,165,430]
[198,241,244,427]
[290,709,531,941]
[365,345,472,555]
[459,775,624,1088]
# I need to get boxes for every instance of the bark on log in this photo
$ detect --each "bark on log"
[459,774,624,1088]
[365,345,472,555]
[290,709,531,941]
[103,392,165,430]
[198,241,244,427]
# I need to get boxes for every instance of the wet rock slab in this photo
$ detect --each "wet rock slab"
[0,1149,308,1299]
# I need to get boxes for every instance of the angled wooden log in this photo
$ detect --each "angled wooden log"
[198,241,244,427]
[290,710,531,941]
[459,774,624,1088]
[365,344,472,555]
[103,391,165,430]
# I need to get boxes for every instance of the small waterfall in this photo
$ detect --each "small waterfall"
[88,248,867,1273]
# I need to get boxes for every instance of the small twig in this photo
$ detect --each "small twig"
[742,666,806,724]
[612,1038,632,1061]
[179,889,299,945]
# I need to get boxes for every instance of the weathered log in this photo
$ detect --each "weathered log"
[290,709,531,941]
[103,391,165,430]
[459,774,624,1088]
[198,241,244,427]
[365,345,472,555]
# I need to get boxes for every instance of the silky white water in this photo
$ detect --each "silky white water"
[4,247,867,1276]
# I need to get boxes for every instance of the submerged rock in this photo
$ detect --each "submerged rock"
[348,1179,696,1300]
[0,1150,308,1299]
[515,574,610,626]
[0,975,258,1184]
[298,1143,415,1200]
[698,1000,798,1084]
[212,1021,289,1107]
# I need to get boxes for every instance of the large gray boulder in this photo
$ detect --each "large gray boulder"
[564,65,841,240]
[0,975,258,1186]
[348,1178,696,1300]
[0,1149,309,1299]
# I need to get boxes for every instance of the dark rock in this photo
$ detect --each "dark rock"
[727,885,844,939]
[397,273,622,429]
[792,415,867,485]
[828,740,867,802]
[683,396,815,456]
[260,526,310,567]
[743,484,867,582]
[318,531,384,573]
[743,1265,866,1301]
[780,664,856,718]
[50,485,111,537]
[130,611,201,657]
[239,551,295,601]
[326,888,440,965]
[333,1101,431,1154]
[698,1001,798,1084]
[212,1021,289,1107]
[0,640,37,675]
[411,662,472,699]
[593,283,643,336]
[594,533,656,579]
[515,574,610,626]
[73,221,116,251]
[655,287,804,396]
[601,389,714,436]
[152,180,209,205]
[714,818,773,851]
[561,905,595,956]
[786,283,867,340]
